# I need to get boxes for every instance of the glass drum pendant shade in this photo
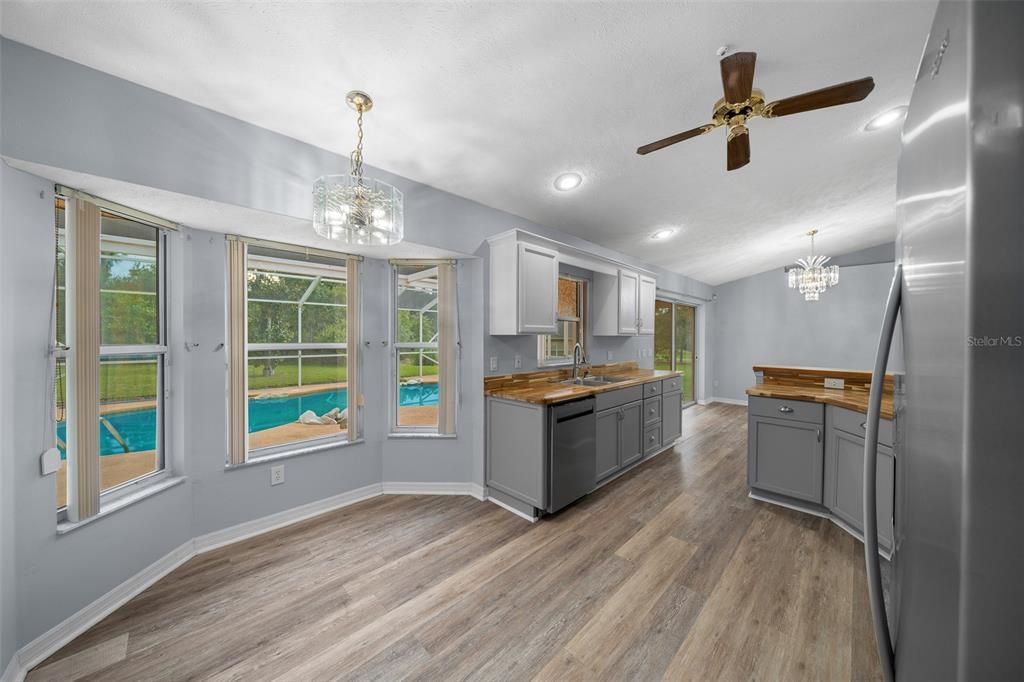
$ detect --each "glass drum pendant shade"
[312,174,404,245]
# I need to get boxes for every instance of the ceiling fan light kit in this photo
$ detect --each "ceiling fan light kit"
[637,51,875,170]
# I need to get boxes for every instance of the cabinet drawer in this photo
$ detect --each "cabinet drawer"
[662,376,682,393]
[828,405,893,447]
[595,385,644,412]
[643,396,662,425]
[748,396,823,425]
[643,380,662,398]
[643,423,663,456]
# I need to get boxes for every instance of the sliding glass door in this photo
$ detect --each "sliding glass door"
[653,299,697,406]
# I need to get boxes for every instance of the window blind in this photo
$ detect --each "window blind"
[227,239,248,465]
[65,198,102,521]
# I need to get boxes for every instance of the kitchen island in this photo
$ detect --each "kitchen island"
[746,365,899,554]
[485,362,683,519]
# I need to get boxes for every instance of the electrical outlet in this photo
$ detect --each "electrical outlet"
[824,377,845,389]
[270,464,285,486]
[607,351,613,361]
[489,356,498,371]
[514,354,522,369]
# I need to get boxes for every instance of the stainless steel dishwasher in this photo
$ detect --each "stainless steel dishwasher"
[547,397,596,513]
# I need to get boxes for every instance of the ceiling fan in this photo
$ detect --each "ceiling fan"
[636,52,875,171]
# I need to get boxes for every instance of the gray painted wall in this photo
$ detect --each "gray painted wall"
[710,256,903,402]
[0,37,712,659]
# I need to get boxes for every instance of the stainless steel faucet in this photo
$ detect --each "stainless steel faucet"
[572,342,590,380]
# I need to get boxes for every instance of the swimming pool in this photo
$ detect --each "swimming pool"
[57,383,439,457]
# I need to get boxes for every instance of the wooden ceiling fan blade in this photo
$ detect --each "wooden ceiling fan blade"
[636,124,715,155]
[727,131,750,171]
[766,76,875,117]
[720,51,756,103]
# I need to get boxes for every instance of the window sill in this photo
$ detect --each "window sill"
[387,432,457,440]
[227,437,365,470]
[57,476,187,535]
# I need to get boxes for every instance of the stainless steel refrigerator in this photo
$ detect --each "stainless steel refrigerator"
[862,2,1024,680]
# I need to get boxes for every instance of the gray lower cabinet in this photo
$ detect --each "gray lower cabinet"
[595,408,620,480]
[748,414,824,503]
[661,391,682,443]
[825,417,895,549]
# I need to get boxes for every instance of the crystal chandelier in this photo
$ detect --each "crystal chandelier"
[313,91,404,245]
[787,229,839,301]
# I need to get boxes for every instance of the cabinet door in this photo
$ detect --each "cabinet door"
[617,270,639,335]
[829,429,895,547]
[661,391,682,444]
[748,415,824,503]
[619,401,643,467]
[595,409,620,481]
[637,275,657,335]
[517,243,558,333]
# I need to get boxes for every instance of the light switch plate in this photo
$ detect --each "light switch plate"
[489,356,498,371]
[271,464,285,486]
[824,377,845,389]
[514,355,522,369]
[607,351,613,361]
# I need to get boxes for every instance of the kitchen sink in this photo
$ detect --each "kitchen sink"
[552,375,631,387]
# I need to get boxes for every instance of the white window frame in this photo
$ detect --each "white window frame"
[389,261,458,436]
[243,251,352,461]
[55,197,171,520]
[537,276,587,367]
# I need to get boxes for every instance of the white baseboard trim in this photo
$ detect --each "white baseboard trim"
[381,481,484,499]
[1,653,24,682]
[707,396,748,406]
[193,482,383,554]
[14,539,195,679]
[486,495,537,523]
[12,479,490,679]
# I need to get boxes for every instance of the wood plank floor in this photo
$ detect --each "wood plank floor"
[30,404,881,681]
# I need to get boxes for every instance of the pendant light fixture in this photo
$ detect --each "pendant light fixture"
[787,229,839,301]
[313,91,404,245]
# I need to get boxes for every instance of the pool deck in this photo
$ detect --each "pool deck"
[57,404,440,509]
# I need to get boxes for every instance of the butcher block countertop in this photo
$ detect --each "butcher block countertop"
[484,362,680,406]
[745,365,896,420]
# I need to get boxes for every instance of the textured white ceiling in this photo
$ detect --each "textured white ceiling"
[1,1,937,284]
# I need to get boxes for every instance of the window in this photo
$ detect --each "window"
[54,194,170,519]
[654,299,697,405]
[227,240,361,463]
[391,261,458,434]
[538,276,586,365]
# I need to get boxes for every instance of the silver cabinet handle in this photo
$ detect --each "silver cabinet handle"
[860,422,867,430]
[778,406,794,414]
[863,264,901,682]
[816,428,822,443]
[649,408,656,415]
[649,434,656,442]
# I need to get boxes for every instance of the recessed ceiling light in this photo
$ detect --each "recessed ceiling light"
[864,106,908,131]
[650,227,679,241]
[553,172,583,191]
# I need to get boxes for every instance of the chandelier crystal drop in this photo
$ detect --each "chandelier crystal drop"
[313,91,404,245]
[787,229,839,301]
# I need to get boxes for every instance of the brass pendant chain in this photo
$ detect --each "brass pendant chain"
[350,108,365,184]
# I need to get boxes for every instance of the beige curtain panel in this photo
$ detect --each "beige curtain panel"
[227,239,248,465]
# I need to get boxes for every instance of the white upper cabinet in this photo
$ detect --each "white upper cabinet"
[594,269,657,336]
[489,235,558,335]
[638,274,657,335]
[617,270,639,335]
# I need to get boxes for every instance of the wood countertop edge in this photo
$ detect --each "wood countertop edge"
[485,370,682,406]
[745,386,895,420]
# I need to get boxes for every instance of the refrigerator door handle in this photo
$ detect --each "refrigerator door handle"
[864,264,901,682]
